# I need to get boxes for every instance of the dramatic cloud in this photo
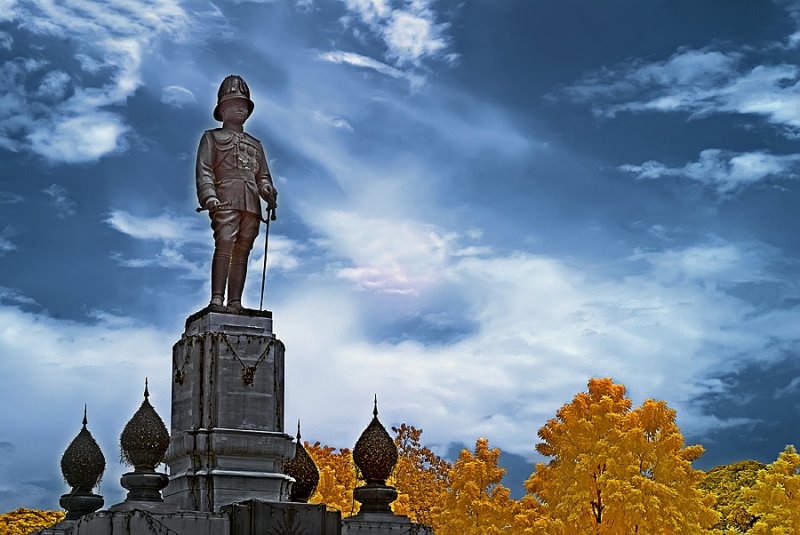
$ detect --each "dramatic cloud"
[620,149,800,195]
[0,0,189,163]
[282,221,800,454]
[565,46,800,136]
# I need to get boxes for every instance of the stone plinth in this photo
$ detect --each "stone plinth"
[342,513,433,535]
[164,310,294,512]
[226,500,341,535]
[342,485,434,535]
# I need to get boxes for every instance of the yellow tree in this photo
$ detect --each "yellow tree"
[747,445,800,534]
[432,437,518,535]
[525,378,718,534]
[305,442,359,517]
[389,423,451,526]
[0,508,65,535]
[700,460,765,533]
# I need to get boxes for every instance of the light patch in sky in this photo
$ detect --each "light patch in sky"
[35,70,71,100]
[0,226,18,255]
[0,191,23,204]
[0,31,12,50]
[318,50,425,88]
[310,209,457,294]
[161,85,196,108]
[620,149,800,195]
[312,110,354,132]
[27,113,127,163]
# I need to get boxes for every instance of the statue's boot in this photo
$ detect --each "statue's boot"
[227,255,248,314]
[210,251,231,310]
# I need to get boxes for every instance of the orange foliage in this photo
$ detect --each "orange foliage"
[0,508,65,535]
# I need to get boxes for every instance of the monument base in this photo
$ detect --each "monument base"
[165,310,293,512]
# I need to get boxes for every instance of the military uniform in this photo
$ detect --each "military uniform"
[196,75,277,311]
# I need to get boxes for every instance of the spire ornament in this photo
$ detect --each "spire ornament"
[59,406,105,520]
[284,421,320,503]
[112,380,171,509]
[353,395,398,484]
[351,396,400,515]
[120,378,170,470]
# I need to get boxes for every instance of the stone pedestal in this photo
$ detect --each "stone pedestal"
[164,310,294,512]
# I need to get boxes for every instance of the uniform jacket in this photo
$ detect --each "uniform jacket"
[196,128,274,216]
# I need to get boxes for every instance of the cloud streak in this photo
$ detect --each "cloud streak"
[620,149,800,195]
[565,46,800,136]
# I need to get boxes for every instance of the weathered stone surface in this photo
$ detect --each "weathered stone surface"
[165,310,294,511]
[70,510,229,535]
[226,500,340,535]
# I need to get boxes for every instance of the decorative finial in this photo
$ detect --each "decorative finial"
[284,421,320,503]
[120,383,169,471]
[353,396,398,484]
[60,406,106,519]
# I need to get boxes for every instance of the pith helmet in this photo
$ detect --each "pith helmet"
[213,75,255,122]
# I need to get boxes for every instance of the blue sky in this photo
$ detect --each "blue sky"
[2,0,800,511]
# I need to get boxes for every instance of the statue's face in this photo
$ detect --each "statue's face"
[220,99,249,125]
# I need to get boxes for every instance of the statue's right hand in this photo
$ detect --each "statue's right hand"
[206,198,221,212]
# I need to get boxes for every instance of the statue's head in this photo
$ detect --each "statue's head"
[214,75,255,122]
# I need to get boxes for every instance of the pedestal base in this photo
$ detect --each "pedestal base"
[165,310,293,512]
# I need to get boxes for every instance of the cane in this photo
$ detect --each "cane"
[259,207,276,311]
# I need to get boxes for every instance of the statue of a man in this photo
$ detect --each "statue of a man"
[196,75,277,312]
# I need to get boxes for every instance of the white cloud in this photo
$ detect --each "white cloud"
[565,45,800,136]
[41,183,76,218]
[106,209,301,279]
[312,110,354,132]
[328,0,453,87]
[620,149,800,195]
[0,0,190,163]
[281,226,800,456]
[161,85,196,108]
[0,191,24,204]
[27,112,128,163]
[318,50,425,88]
[0,0,16,22]
[383,9,446,65]
[105,209,203,242]
[35,70,71,100]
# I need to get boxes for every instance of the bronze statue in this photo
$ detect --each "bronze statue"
[196,75,277,313]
